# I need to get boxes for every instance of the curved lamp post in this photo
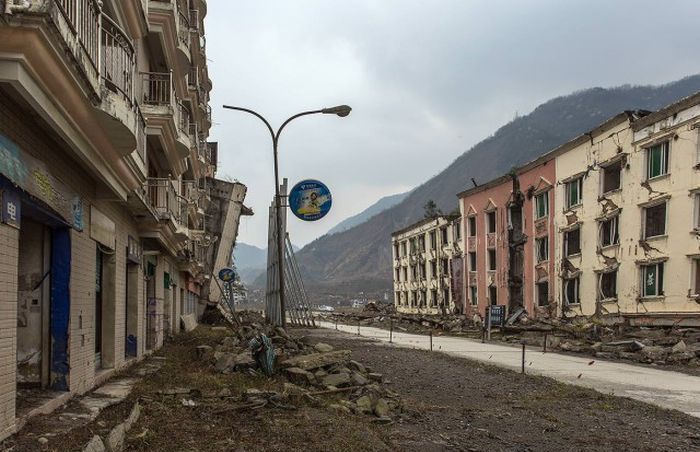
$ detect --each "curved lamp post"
[222,104,351,326]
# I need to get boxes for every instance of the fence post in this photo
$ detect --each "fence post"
[521,343,526,374]
[430,330,433,351]
[335,318,338,330]
[543,333,548,353]
[357,318,360,336]
[390,318,393,343]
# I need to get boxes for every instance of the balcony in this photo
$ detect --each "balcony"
[146,178,189,239]
[139,72,189,174]
[148,0,190,82]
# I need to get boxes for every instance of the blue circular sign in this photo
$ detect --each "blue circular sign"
[289,179,332,221]
[218,267,236,282]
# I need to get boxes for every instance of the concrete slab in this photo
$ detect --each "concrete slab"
[92,379,138,399]
[319,321,700,418]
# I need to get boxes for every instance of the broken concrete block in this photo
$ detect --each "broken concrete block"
[671,340,687,354]
[348,360,366,374]
[374,398,390,417]
[313,343,334,353]
[83,435,106,452]
[351,371,369,386]
[322,372,351,388]
[667,351,696,363]
[124,402,140,431]
[641,346,669,363]
[106,423,125,452]
[329,403,352,414]
[367,373,383,383]
[285,367,316,386]
[195,345,213,360]
[355,395,373,413]
[281,350,351,371]
[215,352,254,373]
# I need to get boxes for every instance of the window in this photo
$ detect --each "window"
[401,242,407,256]
[395,268,400,281]
[454,222,462,240]
[564,227,581,256]
[418,235,426,252]
[602,160,622,193]
[536,236,548,262]
[488,286,497,305]
[441,227,448,244]
[409,238,417,254]
[468,216,477,237]
[402,267,407,281]
[537,281,549,306]
[429,231,437,250]
[565,177,583,209]
[486,211,496,233]
[564,277,580,305]
[600,216,619,247]
[488,249,497,271]
[431,289,438,307]
[694,194,700,230]
[469,251,477,271]
[395,292,401,305]
[642,263,664,297]
[420,290,427,307]
[442,258,450,274]
[421,262,427,279]
[411,291,417,307]
[692,259,700,297]
[393,243,399,258]
[643,202,666,238]
[600,271,617,300]
[411,265,417,279]
[535,192,549,219]
[470,286,477,305]
[430,260,437,277]
[646,141,669,179]
[443,288,450,305]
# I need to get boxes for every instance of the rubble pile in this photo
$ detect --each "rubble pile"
[197,311,402,422]
[318,310,481,337]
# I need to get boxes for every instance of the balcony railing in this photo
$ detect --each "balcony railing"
[146,178,186,226]
[136,108,147,162]
[141,72,173,106]
[101,14,135,101]
[177,101,191,135]
[56,0,100,74]
[177,10,191,48]
[188,67,198,88]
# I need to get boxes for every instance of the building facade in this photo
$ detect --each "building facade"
[0,0,246,440]
[457,155,557,320]
[391,215,462,315]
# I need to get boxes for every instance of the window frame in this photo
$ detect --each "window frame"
[691,258,700,298]
[642,201,667,239]
[565,177,583,209]
[486,210,497,234]
[535,236,549,263]
[601,159,623,194]
[599,270,618,300]
[468,251,477,271]
[564,276,580,305]
[599,215,620,248]
[468,215,477,237]
[534,191,549,219]
[694,193,700,231]
[641,262,665,298]
[487,248,497,271]
[536,281,549,307]
[564,227,581,257]
[470,285,478,306]
[646,140,670,180]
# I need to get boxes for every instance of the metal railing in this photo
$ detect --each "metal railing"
[188,67,198,88]
[146,178,186,226]
[177,9,191,48]
[101,14,135,101]
[177,101,191,135]
[56,0,100,74]
[141,72,173,106]
[136,107,147,162]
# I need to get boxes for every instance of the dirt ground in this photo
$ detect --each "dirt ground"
[4,325,700,451]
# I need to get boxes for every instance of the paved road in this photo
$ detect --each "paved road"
[318,321,700,418]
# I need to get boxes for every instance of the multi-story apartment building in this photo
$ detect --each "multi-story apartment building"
[457,153,557,320]
[0,0,246,440]
[391,215,463,315]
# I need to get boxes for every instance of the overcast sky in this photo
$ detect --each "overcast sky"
[206,0,700,249]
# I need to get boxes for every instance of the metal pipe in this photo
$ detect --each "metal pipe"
[521,343,526,374]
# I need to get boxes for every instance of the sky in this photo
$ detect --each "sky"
[206,0,700,249]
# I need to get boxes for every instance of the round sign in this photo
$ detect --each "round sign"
[289,179,332,221]
[218,267,236,282]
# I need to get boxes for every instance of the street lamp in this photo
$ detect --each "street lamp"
[222,104,351,326]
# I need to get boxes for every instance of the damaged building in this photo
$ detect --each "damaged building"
[391,215,463,315]
[0,0,247,441]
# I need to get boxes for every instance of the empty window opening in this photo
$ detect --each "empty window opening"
[643,202,667,239]
[564,277,580,305]
[536,236,549,262]
[600,216,619,247]
[564,227,581,256]
[602,160,622,193]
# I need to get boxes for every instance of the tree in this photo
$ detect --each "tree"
[423,199,442,219]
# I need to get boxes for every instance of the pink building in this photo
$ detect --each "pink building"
[457,156,556,320]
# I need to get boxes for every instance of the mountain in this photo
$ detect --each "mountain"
[234,242,299,285]
[293,75,700,294]
[327,190,411,235]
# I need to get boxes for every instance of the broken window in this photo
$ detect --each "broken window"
[693,259,700,297]
[470,286,478,305]
[564,276,580,305]
[442,258,450,274]
[486,211,496,233]
[441,227,448,244]
[535,192,549,219]
[642,262,664,297]
[565,177,583,209]
[564,227,581,256]
[600,270,617,300]
[454,222,462,240]
[536,236,548,262]
[411,265,417,279]
[422,262,428,279]
[646,141,669,179]
[393,243,399,258]
[395,292,401,305]
[602,160,622,193]
[395,268,400,281]
[409,238,417,254]
[420,290,427,307]
[489,285,497,305]
[402,267,407,281]
[443,288,450,306]
[488,249,497,271]
[418,235,426,252]
[401,241,407,256]
[643,202,666,238]
[600,216,619,247]
[469,251,477,271]
[430,260,437,277]
[429,231,437,249]
[537,281,549,306]
[431,289,438,306]
[468,216,477,237]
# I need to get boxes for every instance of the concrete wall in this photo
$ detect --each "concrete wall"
[0,223,19,440]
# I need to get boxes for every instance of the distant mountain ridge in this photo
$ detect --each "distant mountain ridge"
[327,190,411,235]
[293,75,700,294]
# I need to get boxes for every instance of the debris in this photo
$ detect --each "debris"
[181,399,196,407]
[313,343,334,353]
[672,340,687,354]
[281,350,352,371]
[374,398,390,417]
[249,334,276,376]
[322,372,351,388]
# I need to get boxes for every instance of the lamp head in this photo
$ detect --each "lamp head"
[322,105,352,117]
